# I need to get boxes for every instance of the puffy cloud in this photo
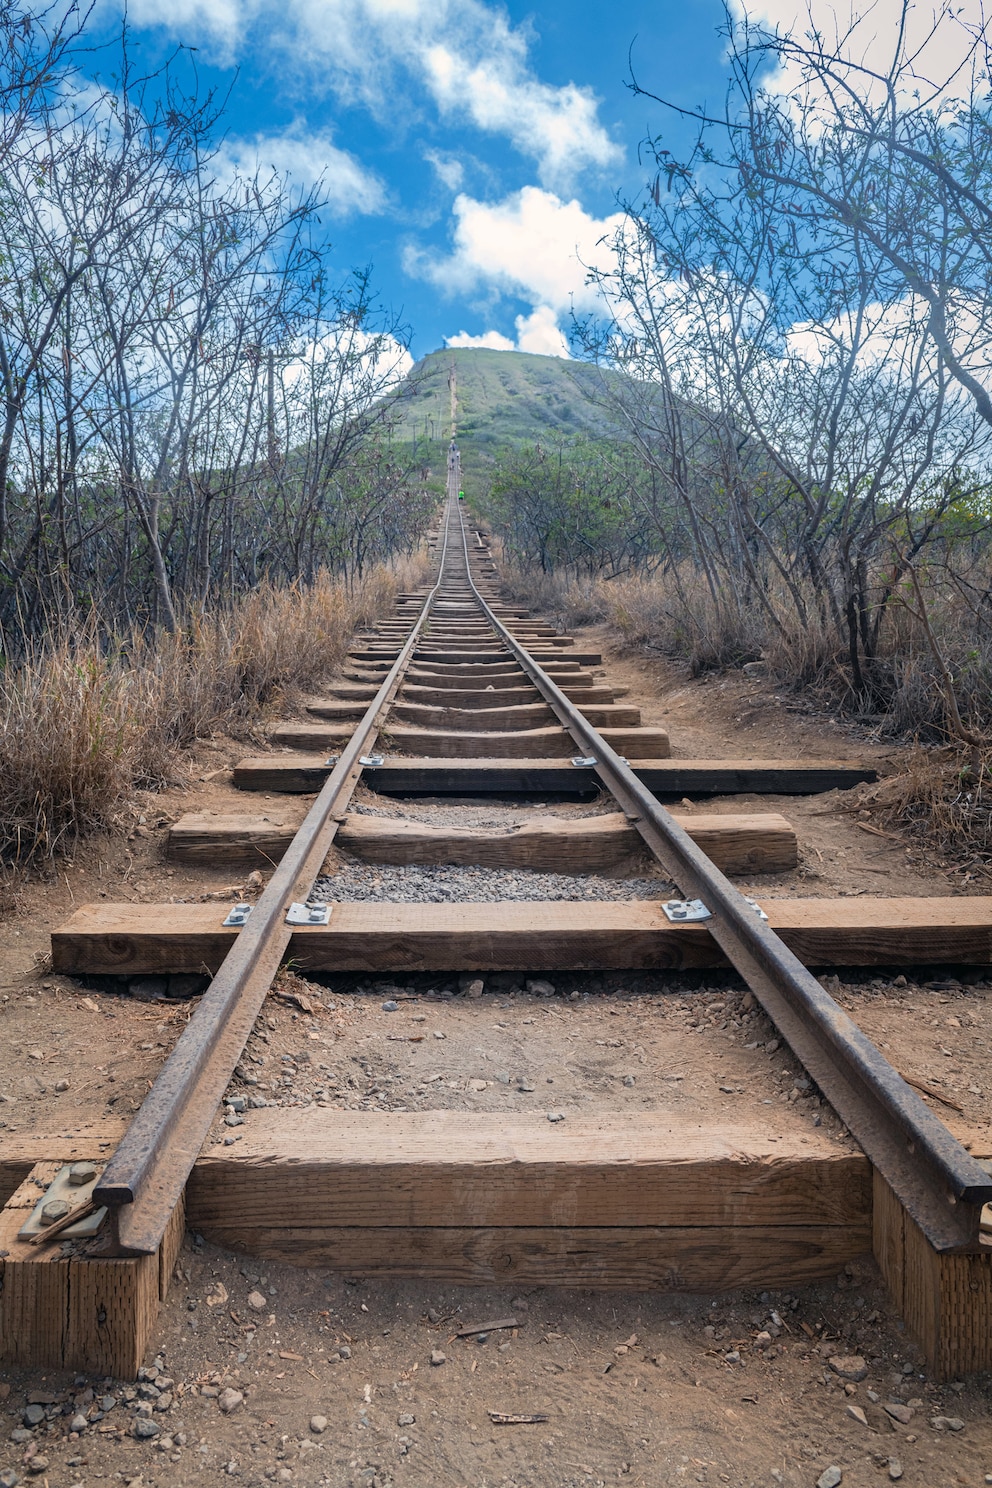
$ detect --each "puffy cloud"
[215,127,387,214]
[413,185,626,311]
[514,305,570,356]
[445,305,571,357]
[121,0,620,187]
[446,328,516,349]
[732,0,988,105]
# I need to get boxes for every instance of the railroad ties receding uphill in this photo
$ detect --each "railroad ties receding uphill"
[4,461,992,1383]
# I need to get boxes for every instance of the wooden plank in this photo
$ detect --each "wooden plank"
[0,1163,178,1377]
[369,757,876,795]
[186,1110,868,1229]
[873,1170,992,1379]
[232,753,876,796]
[407,666,594,686]
[399,685,616,705]
[50,896,992,976]
[381,725,667,758]
[336,810,796,874]
[186,1112,868,1288]
[392,701,559,728]
[168,808,796,873]
[270,723,670,759]
[186,1222,866,1288]
[412,649,604,666]
[168,809,306,865]
[384,702,641,729]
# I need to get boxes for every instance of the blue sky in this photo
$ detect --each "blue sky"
[80,0,738,360]
[85,0,966,362]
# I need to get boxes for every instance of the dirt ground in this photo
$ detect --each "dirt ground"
[2,618,992,1488]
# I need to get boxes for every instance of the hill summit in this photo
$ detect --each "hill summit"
[394,347,629,453]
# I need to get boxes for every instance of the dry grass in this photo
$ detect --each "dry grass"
[855,748,992,878]
[0,556,424,868]
[492,544,992,863]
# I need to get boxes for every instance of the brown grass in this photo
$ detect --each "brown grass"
[0,556,427,868]
[491,544,992,863]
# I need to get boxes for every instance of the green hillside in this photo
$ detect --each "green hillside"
[396,347,630,444]
[391,348,638,490]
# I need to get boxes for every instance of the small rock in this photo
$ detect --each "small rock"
[132,1418,160,1439]
[382,1000,399,1012]
[224,1113,244,1127]
[465,979,485,999]
[69,1412,88,1432]
[227,1095,247,1113]
[26,1459,49,1476]
[816,1469,842,1488]
[54,1079,71,1093]
[309,1415,327,1434]
[622,1075,636,1087]
[765,1038,780,1054]
[23,1404,45,1427]
[338,1345,352,1359]
[397,1413,415,1427]
[884,1402,913,1424]
[547,1111,565,1122]
[468,1079,488,1092]
[930,1415,965,1431]
[830,1355,868,1382]
[526,979,555,997]
[517,1082,535,1093]
[846,1404,867,1426]
[248,1290,267,1311]
[430,1350,446,1366]
[724,1350,740,1364]
[99,1395,116,1412]
[888,1461,903,1482]
[0,1470,20,1487]
[217,1388,244,1415]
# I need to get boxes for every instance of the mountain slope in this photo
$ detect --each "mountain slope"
[393,347,635,455]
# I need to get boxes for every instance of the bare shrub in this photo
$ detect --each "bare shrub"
[0,560,410,867]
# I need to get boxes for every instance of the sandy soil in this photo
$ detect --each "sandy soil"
[2,612,992,1488]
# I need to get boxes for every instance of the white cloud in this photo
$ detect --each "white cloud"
[444,305,571,357]
[121,0,620,188]
[514,305,570,356]
[215,127,386,214]
[423,186,628,358]
[446,328,516,349]
[425,150,465,191]
[413,185,626,311]
[733,0,989,106]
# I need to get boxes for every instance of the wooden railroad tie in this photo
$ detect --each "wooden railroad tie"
[6,1114,992,1377]
[0,1114,870,1374]
[167,808,799,874]
[269,721,672,759]
[50,896,992,976]
[230,754,878,796]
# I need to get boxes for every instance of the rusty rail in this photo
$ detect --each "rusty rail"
[452,468,992,1252]
[93,501,455,1255]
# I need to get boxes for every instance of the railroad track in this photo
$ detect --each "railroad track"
[3,449,992,1380]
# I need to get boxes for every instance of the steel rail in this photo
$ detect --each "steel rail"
[94,498,457,1256]
[453,476,992,1252]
